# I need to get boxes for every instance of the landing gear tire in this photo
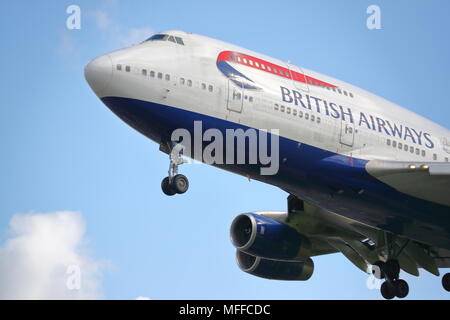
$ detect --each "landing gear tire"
[393,279,409,299]
[172,174,189,194]
[372,261,385,279]
[442,273,450,292]
[384,259,400,280]
[380,281,396,300]
[161,177,176,196]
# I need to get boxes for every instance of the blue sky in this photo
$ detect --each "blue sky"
[0,0,449,299]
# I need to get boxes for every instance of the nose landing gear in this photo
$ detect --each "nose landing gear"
[161,143,189,196]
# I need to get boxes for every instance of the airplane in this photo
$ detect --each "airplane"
[84,30,450,299]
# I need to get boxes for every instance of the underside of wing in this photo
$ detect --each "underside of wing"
[366,160,450,206]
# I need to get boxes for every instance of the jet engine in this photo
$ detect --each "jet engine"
[230,213,310,260]
[236,250,314,281]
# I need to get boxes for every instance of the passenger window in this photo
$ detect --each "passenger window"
[165,74,170,81]
[125,66,131,72]
[410,146,414,153]
[416,148,420,155]
[349,92,354,98]
[305,113,309,120]
[249,60,254,66]
[311,115,315,121]
[404,144,408,151]
[180,78,185,85]
[317,117,321,123]
[392,141,397,148]
[142,69,147,76]
[280,105,285,112]
[187,80,192,87]
[387,139,391,146]
[287,107,291,114]
[208,85,213,92]
[337,88,342,94]
[117,64,122,71]
[175,37,184,45]
[237,57,241,63]
[201,83,206,90]
[446,157,449,162]
[433,154,437,160]
[261,64,266,70]
[157,72,163,79]
[150,71,155,78]
[267,66,272,72]
[168,36,176,43]
[398,142,403,149]
[422,150,426,157]
[299,111,303,118]
[293,109,297,116]
[236,93,242,100]
[249,96,253,102]
[243,58,248,64]
[255,62,260,68]
[274,104,279,111]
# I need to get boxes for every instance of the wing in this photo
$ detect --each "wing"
[261,198,449,277]
[366,160,450,206]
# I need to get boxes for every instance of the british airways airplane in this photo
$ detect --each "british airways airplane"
[85,30,450,299]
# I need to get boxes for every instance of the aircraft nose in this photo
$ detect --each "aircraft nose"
[84,54,113,97]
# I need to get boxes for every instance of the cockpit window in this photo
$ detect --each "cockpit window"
[145,34,168,42]
[145,33,185,45]
[175,37,184,45]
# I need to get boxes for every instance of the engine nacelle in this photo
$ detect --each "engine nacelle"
[236,250,314,281]
[230,213,310,261]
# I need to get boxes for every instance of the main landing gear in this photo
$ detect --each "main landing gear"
[371,234,410,299]
[442,273,450,292]
[161,144,189,196]
[373,259,409,299]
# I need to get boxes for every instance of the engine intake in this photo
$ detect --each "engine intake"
[236,250,314,281]
[230,213,309,260]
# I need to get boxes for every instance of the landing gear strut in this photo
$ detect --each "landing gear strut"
[161,143,189,196]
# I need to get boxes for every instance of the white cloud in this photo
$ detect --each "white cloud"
[0,211,108,299]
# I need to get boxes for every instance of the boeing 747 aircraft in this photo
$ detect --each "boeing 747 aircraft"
[85,30,450,299]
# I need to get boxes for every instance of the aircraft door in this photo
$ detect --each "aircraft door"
[287,63,309,92]
[227,80,243,113]
[339,121,355,147]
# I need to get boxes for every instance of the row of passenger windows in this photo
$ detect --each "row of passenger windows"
[320,84,354,98]
[230,55,354,99]
[233,92,254,103]
[274,104,321,124]
[116,64,216,93]
[386,138,449,161]
[179,78,215,93]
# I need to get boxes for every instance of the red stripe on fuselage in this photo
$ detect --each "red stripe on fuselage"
[217,51,336,88]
